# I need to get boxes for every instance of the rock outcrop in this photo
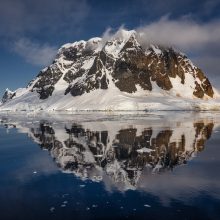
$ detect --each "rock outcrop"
[1,89,16,104]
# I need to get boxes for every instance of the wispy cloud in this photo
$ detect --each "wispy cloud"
[100,25,126,47]
[136,15,220,53]
[0,0,90,66]
[135,16,220,87]
[13,38,58,66]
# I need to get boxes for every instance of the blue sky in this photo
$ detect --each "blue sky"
[0,0,220,95]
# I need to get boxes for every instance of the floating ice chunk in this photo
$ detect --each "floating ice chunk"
[50,207,55,212]
[92,175,102,181]
[94,154,103,158]
[137,147,154,153]
[62,193,69,197]
[144,204,151,208]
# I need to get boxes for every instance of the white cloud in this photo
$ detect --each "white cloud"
[136,15,220,52]
[13,38,58,66]
[100,25,126,47]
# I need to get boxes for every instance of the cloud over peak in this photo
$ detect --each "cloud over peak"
[13,38,58,66]
[136,16,220,88]
[136,16,220,53]
[100,16,220,88]
[136,16,220,87]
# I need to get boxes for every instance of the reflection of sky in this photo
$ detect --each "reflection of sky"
[0,114,220,219]
[137,133,220,204]
[0,127,58,183]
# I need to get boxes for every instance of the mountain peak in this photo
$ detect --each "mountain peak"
[113,29,137,40]
[0,29,219,111]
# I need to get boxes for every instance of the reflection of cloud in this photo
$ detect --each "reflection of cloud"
[11,150,58,183]
[138,162,220,205]
[13,38,57,66]
[136,131,220,205]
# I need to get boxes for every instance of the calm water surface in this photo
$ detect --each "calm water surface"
[0,112,220,220]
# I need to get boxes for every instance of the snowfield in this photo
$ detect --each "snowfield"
[1,82,220,112]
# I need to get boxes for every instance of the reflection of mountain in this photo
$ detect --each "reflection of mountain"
[26,120,214,190]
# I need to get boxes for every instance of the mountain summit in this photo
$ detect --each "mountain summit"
[0,29,219,111]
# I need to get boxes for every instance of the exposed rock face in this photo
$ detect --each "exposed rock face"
[28,30,213,100]
[1,89,16,103]
[32,66,63,99]
[193,69,214,98]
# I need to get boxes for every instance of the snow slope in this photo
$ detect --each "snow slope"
[1,80,220,111]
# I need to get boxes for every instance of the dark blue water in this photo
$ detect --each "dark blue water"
[0,113,220,220]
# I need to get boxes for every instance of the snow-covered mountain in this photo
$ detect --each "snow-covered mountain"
[1,29,219,111]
